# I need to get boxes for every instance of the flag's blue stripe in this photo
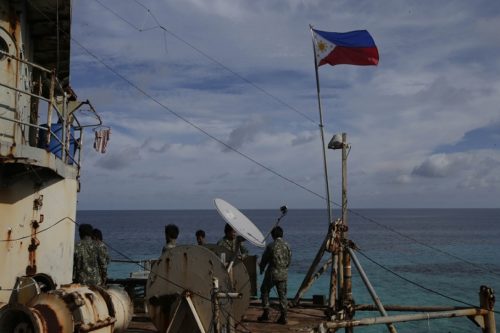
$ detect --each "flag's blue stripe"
[314,29,376,48]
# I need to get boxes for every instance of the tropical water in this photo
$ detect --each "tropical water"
[77,209,500,333]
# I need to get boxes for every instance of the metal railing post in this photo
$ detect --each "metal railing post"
[45,71,56,146]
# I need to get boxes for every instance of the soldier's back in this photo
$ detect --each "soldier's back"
[74,237,102,285]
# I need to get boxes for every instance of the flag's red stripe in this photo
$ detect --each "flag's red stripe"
[319,46,379,66]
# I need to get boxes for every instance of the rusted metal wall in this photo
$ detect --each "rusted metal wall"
[0,0,81,305]
[0,177,77,303]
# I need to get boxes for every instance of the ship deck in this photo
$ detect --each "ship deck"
[126,299,325,333]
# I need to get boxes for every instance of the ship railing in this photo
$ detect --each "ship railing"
[0,49,102,175]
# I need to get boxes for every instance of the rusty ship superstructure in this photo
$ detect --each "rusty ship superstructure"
[0,1,132,332]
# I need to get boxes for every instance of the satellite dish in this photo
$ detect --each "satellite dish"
[214,198,266,248]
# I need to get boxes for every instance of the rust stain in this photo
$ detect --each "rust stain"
[26,237,40,275]
[34,303,63,333]
[61,291,85,312]
[7,9,21,55]
[5,229,11,251]
[33,196,44,210]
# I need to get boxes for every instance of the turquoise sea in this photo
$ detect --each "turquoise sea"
[77,208,500,332]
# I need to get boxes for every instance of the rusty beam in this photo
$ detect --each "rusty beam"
[321,308,490,330]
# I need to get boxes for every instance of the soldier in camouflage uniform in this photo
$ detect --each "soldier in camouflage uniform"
[73,224,107,286]
[217,223,249,257]
[258,226,291,324]
[93,228,110,284]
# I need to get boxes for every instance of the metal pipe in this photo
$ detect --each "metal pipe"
[321,308,489,329]
[0,115,52,131]
[312,30,336,312]
[0,81,51,103]
[61,94,67,162]
[484,310,496,333]
[0,49,52,73]
[355,304,471,312]
[309,26,333,236]
[263,212,287,241]
[314,258,333,281]
[348,247,397,333]
[29,75,43,147]
[212,278,221,333]
[46,72,56,145]
[216,292,242,299]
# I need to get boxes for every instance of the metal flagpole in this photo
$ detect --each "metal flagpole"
[309,25,333,246]
[292,25,336,307]
[311,25,337,311]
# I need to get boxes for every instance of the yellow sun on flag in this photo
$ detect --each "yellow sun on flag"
[317,40,327,52]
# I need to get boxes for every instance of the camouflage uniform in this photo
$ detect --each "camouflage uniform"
[96,240,110,284]
[73,236,107,286]
[217,236,249,256]
[259,237,291,320]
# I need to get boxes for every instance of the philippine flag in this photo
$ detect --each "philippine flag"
[312,29,379,67]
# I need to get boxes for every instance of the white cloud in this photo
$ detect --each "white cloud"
[412,154,461,178]
[70,0,500,209]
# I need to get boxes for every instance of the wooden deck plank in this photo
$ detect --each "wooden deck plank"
[125,300,326,333]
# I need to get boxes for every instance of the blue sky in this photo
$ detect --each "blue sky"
[71,0,500,209]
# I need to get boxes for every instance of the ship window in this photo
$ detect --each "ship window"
[0,36,8,60]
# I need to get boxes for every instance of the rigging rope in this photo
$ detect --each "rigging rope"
[93,0,317,125]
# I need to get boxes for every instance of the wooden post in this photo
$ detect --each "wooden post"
[341,133,354,333]
[328,251,339,312]
[336,242,343,312]
[479,285,496,333]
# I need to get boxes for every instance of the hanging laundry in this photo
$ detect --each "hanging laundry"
[93,128,111,153]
